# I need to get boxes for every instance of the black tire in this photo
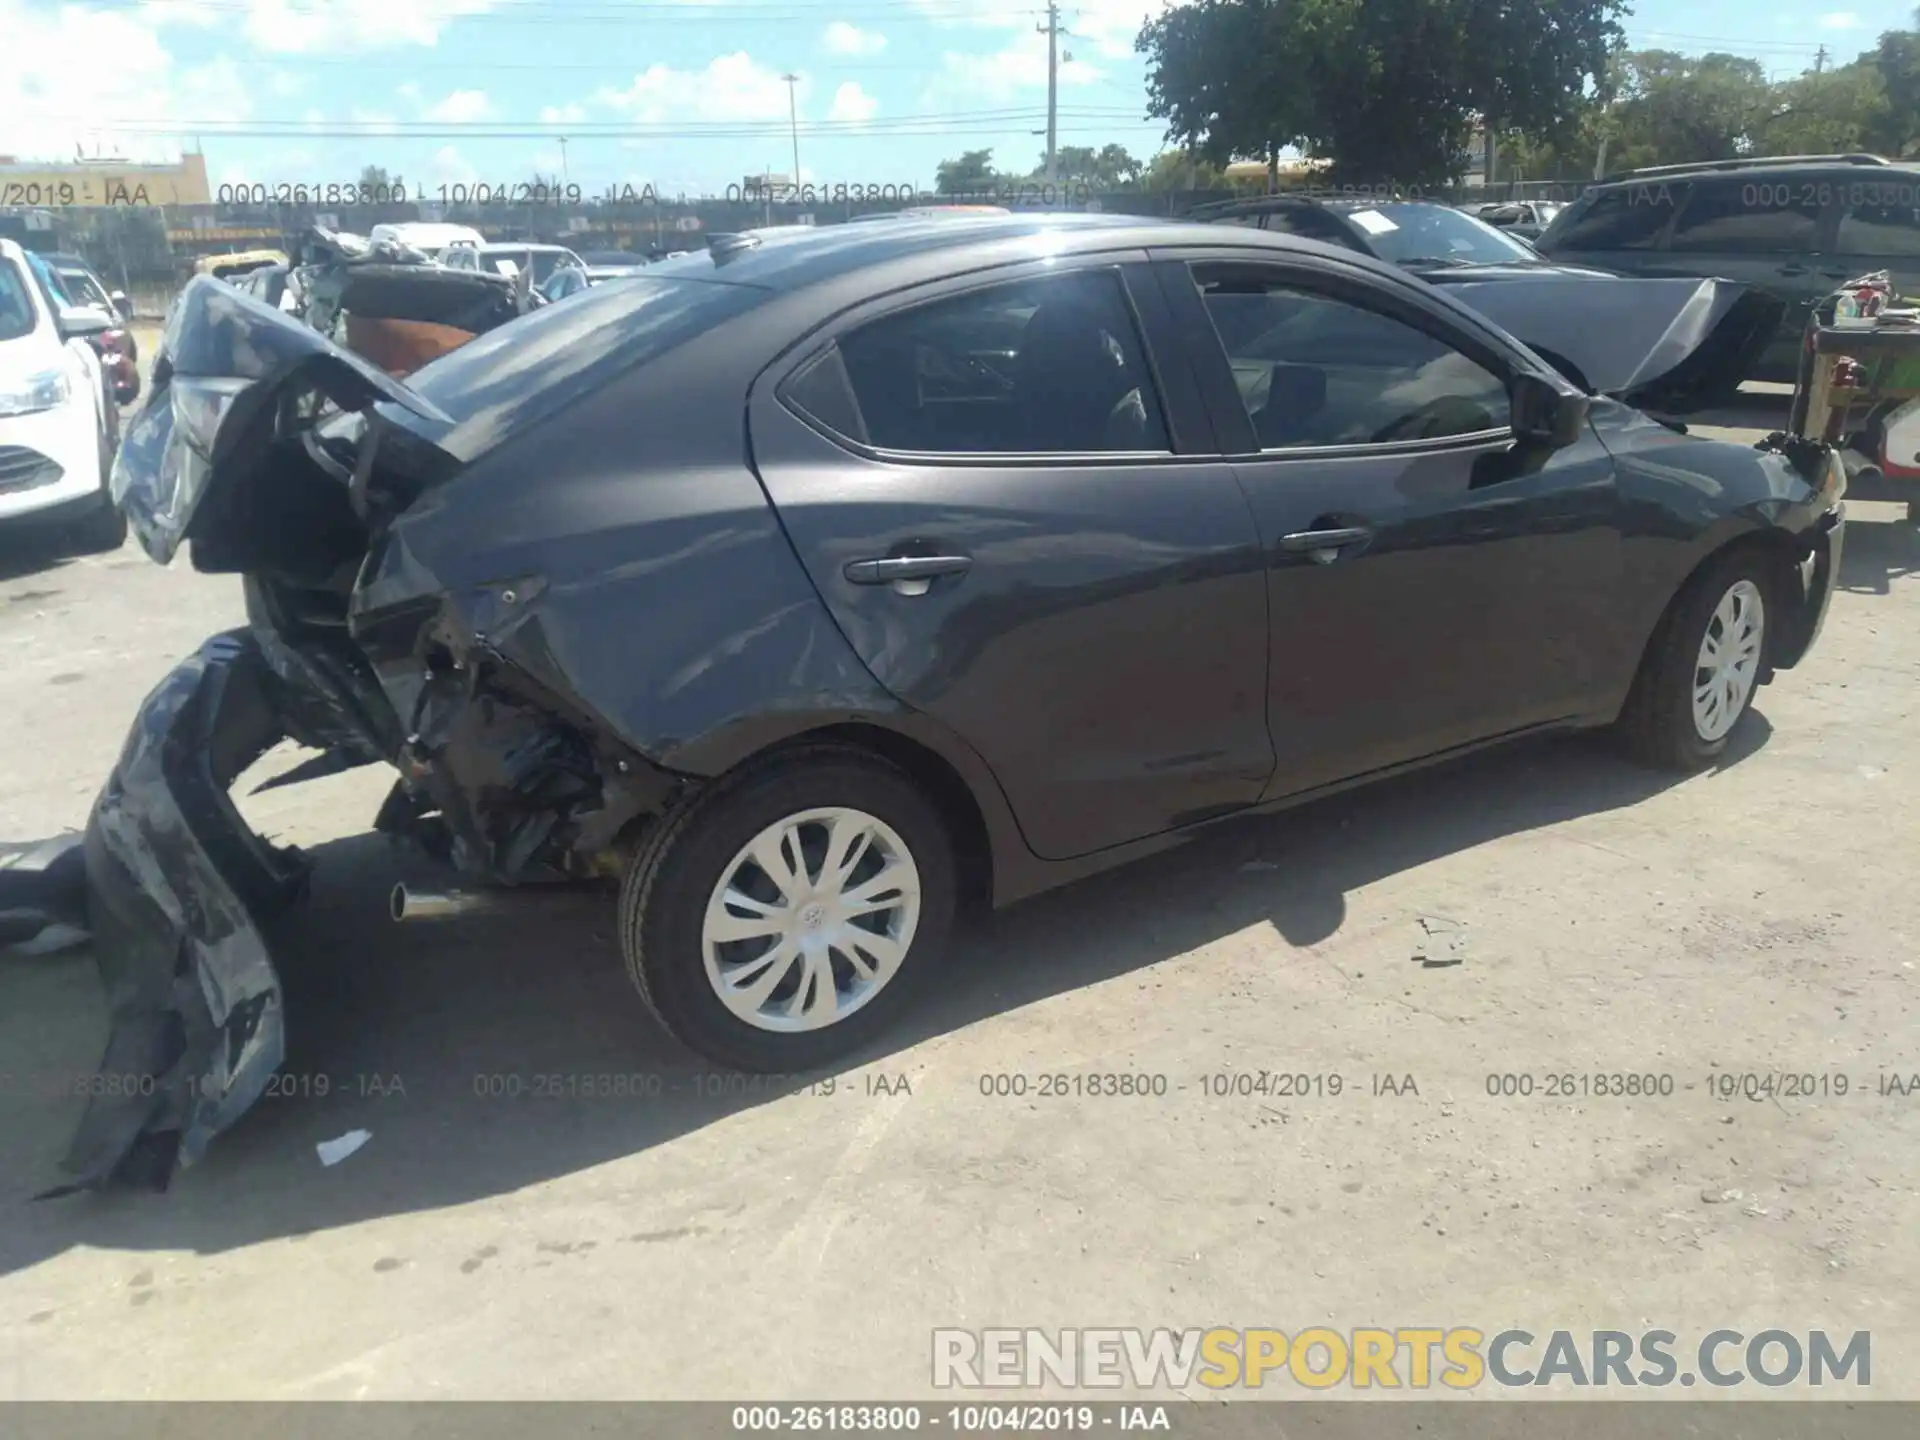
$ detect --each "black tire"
[67,492,128,554]
[1614,547,1772,771]
[618,746,957,1072]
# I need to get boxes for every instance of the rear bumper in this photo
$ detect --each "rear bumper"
[54,630,309,1193]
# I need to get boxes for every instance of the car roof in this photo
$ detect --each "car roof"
[477,242,573,251]
[641,212,1284,291]
[1593,157,1920,189]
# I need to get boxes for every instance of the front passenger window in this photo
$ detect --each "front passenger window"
[1191,266,1510,448]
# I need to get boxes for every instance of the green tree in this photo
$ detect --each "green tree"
[1025,143,1145,187]
[1138,0,1626,187]
[935,149,1000,194]
[1863,23,1920,156]
[1569,50,1774,173]
[1136,0,1312,171]
[1136,149,1232,192]
[358,165,393,191]
[1759,63,1888,155]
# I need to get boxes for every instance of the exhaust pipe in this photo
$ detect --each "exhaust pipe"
[389,883,500,923]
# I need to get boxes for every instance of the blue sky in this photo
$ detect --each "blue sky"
[3,0,1916,198]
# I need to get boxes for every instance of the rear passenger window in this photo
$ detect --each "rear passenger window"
[1192,266,1510,448]
[1668,179,1822,253]
[1838,197,1920,257]
[1545,189,1676,250]
[804,271,1170,455]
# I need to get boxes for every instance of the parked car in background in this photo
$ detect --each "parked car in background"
[1536,153,1920,381]
[194,249,289,284]
[575,248,652,278]
[73,214,1844,1189]
[1472,200,1566,241]
[234,262,301,313]
[1191,194,1598,278]
[366,222,486,261]
[1191,193,1779,410]
[442,242,585,286]
[0,238,125,551]
[47,253,140,405]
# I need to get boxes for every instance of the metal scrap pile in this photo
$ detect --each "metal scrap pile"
[288,225,542,376]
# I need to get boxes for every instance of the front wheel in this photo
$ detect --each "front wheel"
[618,748,957,1072]
[1615,550,1770,771]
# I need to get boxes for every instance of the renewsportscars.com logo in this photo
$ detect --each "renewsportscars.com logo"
[932,1328,1872,1391]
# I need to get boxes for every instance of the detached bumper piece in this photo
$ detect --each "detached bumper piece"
[50,630,310,1195]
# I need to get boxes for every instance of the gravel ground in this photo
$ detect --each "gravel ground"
[0,387,1915,1401]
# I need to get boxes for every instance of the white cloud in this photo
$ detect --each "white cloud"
[0,0,252,164]
[267,69,304,99]
[822,21,886,56]
[425,88,492,122]
[432,144,477,184]
[826,81,879,124]
[234,0,500,55]
[934,35,1103,102]
[598,53,800,123]
[1819,10,1861,28]
[540,103,588,125]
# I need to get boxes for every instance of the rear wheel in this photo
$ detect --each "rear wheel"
[1615,549,1770,771]
[618,748,956,1072]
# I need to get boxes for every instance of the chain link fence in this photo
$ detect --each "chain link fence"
[4,176,1596,320]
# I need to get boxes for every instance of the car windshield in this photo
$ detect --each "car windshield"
[59,270,111,309]
[481,249,572,282]
[1332,202,1539,265]
[0,259,37,341]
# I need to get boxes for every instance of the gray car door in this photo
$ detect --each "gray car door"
[748,254,1274,862]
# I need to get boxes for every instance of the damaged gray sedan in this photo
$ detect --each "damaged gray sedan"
[44,214,1845,1190]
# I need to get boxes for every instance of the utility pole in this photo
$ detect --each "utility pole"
[782,73,802,191]
[1038,1,1060,184]
[1815,44,1828,74]
[558,136,569,183]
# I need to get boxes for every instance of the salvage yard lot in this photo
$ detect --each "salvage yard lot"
[1,388,1917,1399]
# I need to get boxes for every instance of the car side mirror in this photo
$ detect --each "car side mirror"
[1510,370,1590,450]
[57,304,115,342]
[111,290,134,321]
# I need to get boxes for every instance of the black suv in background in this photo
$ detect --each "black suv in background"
[1537,153,1920,381]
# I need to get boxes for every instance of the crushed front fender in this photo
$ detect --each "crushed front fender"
[51,629,310,1195]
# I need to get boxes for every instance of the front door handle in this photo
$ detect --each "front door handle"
[844,553,973,594]
[1278,526,1372,564]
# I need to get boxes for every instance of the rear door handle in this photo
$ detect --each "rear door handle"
[844,553,973,592]
[1278,526,1372,563]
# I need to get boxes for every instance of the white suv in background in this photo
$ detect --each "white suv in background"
[0,238,124,551]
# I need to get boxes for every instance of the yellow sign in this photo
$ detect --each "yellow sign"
[0,153,211,207]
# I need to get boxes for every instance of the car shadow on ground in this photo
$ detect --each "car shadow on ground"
[0,530,82,586]
[1839,510,1919,595]
[0,714,1770,1273]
